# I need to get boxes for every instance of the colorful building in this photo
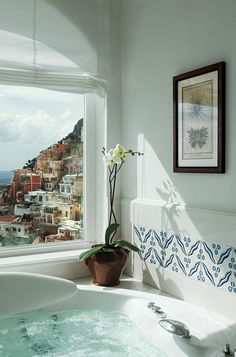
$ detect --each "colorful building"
[9,171,41,200]
[53,143,70,155]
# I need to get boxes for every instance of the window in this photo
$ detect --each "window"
[0,85,85,252]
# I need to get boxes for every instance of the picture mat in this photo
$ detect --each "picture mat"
[177,71,218,167]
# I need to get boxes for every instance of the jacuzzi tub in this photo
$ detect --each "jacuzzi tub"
[0,272,235,357]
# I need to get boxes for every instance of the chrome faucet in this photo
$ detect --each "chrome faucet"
[159,319,190,338]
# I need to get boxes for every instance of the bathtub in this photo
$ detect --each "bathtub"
[0,272,235,357]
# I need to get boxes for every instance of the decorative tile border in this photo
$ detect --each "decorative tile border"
[134,226,236,295]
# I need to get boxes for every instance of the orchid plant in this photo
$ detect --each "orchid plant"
[79,144,143,261]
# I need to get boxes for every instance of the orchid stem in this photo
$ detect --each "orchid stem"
[103,146,143,243]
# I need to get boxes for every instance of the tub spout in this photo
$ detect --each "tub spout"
[159,319,190,338]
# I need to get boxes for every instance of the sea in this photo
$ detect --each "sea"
[0,171,13,185]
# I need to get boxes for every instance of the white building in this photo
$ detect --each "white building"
[5,222,32,238]
[59,174,82,197]
[58,220,82,239]
[0,216,32,238]
[14,204,31,216]
[14,203,41,218]
[0,216,17,235]
[24,190,55,205]
[40,202,75,225]
[24,191,38,203]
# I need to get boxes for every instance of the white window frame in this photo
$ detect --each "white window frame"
[0,92,107,259]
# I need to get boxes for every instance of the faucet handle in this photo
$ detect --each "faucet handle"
[147,301,166,317]
[147,301,156,309]
[147,301,162,312]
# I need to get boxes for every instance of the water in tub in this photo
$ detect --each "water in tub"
[0,308,167,356]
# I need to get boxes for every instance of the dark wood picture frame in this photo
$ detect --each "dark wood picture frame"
[173,62,225,173]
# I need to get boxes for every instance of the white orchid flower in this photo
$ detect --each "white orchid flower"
[104,144,126,166]
[112,144,126,164]
[105,149,115,166]
[114,144,126,160]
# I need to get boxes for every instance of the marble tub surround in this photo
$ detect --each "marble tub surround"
[130,199,236,320]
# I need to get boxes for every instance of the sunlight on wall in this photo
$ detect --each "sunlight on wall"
[138,134,185,204]
[135,134,225,243]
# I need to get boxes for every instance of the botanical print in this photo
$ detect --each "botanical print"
[187,127,208,149]
[174,62,224,172]
[182,80,214,160]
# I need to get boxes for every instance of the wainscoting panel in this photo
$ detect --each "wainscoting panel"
[128,199,236,319]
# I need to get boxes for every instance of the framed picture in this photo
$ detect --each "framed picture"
[173,62,225,173]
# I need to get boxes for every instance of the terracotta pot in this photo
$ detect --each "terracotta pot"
[85,247,129,286]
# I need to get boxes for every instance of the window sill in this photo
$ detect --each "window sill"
[0,247,90,268]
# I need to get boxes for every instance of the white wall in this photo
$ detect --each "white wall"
[119,0,236,318]
[120,0,236,211]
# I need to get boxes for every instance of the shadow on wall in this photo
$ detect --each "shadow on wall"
[137,135,196,238]
[155,181,182,235]
[137,136,236,245]
[142,260,184,300]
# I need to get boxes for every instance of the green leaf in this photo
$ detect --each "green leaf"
[105,223,119,246]
[102,247,116,253]
[78,246,104,261]
[111,240,140,253]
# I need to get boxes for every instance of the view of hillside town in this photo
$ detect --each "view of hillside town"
[0,118,83,247]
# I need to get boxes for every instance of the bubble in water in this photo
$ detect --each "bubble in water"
[31,340,54,354]
[0,309,167,357]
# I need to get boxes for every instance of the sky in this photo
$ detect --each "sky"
[0,85,84,171]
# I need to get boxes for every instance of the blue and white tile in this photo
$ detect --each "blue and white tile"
[162,235,186,276]
[227,281,236,294]
[181,234,193,256]
[163,232,175,258]
[214,245,234,291]
[198,241,218,287]
[187,240,202,281]
[162,233,176,272]
[150,230,166,267]
[226,248,236,294]
[173,234,189,277]
[133,226,151,260]
[183,235,199,268]
[152,230,166,250]
[143,232,161,266]
[133,224,236,295]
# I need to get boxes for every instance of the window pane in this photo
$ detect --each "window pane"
[0,86,84,248]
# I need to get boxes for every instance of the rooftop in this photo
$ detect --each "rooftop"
[0,215,17,223]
